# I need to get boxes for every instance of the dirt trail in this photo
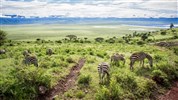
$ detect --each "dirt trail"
[38,58,85,100]
[158,81,178,100]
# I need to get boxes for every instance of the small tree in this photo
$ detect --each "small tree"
[160,31,166,35]
[0,30,7,46]
[141,33,148,41]
[170,23,174,29]
[66,35,77,41]
[95,37,104,42]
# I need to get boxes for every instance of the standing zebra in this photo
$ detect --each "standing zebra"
[98,62,110,83]
[46,48,53,56]
[111,53,125,66]
[23,54,38,67]
[130,52,153,70]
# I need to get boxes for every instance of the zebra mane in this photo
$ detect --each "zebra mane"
[145,53,152,61]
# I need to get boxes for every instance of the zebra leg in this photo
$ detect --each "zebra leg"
[102,73,106,83]
[130,61,134,70]
[123,59,126,66]
[99,73,102,84]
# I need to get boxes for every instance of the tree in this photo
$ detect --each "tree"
[141,33,148,41]
[160,31,166,35]
[95,37,104,42]
[0,30,7,46]
[66,35,77,41]
[170,23,174,29]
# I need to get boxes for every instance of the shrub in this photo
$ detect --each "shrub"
[1,66,52,99]
[95,37,104,42]
[160,31,166,35]
[0,30,7,46]
[95,79,123,100]
[151,69,170,87]
[66,57,75,63]
[78,75,92,86]
[137,41,145,45]
[75,90,85,99]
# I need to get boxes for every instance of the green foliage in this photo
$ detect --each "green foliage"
[0,30,7,46]
[66,35,77,41]
[78,75,92,86]
[0,66,53,99]
[95,37,104,42]
[160,31,166,35]
[151,69,170,87]
[75,90,85,99]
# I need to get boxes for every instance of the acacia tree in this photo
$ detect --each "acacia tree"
[66,35,77,41]
[0,30,7,46]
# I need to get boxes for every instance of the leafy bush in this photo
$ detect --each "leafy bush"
[78,75,92,86]
[0,66,53,99]
[95,79,123,100]
[160,31,166,35]
[75,90,85,99]
[151,69,170,87]
[0,30,7,46]
[137,41,145,45]
[66,57,75,63]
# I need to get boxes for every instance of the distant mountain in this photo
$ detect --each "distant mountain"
[0,17,177,28]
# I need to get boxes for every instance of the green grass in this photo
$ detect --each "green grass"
[0,24,159,41]
[0,26,178,99]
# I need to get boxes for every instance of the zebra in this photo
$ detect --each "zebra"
[98,62,110,83]
[46,48,53,56]
[130,52,153,70]
[111,53,125,66]
[23,54,38,67]
[0,49,6,54]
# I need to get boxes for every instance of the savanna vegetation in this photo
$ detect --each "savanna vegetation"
[0,26,178,100]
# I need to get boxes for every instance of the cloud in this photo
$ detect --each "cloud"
[0,0,177,18]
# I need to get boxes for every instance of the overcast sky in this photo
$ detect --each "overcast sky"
[0,0,177,18]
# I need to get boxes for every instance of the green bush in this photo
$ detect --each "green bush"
[0,66,52,99]
[66,57,75,63]
[151,69,170,87]
[75,90,85,99]
[78,75,91,86]
[95,79,123,100]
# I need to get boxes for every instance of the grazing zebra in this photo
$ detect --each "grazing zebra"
[130,52,153,70]
[23,55,38,67]
[98,62,110,83]
[46,48,53,56]
[111,53,125,66]
[0,49,6,54]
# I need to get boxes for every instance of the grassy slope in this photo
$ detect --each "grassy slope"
[0,26,178,99]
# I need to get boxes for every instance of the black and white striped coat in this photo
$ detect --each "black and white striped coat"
[111,53,125,65]
[98,62,110,83]
[130,52,153,70]
[23,55,38,67]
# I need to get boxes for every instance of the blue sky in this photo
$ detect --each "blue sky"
[0,0,177,18]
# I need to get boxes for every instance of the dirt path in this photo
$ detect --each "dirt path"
[158,81,178,100]
[38,58,85,100]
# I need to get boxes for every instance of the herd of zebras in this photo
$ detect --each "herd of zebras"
[0,49,153,84]
[98,52,153,83]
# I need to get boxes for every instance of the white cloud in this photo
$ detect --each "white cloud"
[0,0,177,18]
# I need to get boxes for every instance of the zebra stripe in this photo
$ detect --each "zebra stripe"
[23,55,38,67]
[130,52,153,70]
[98,62,110,83]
